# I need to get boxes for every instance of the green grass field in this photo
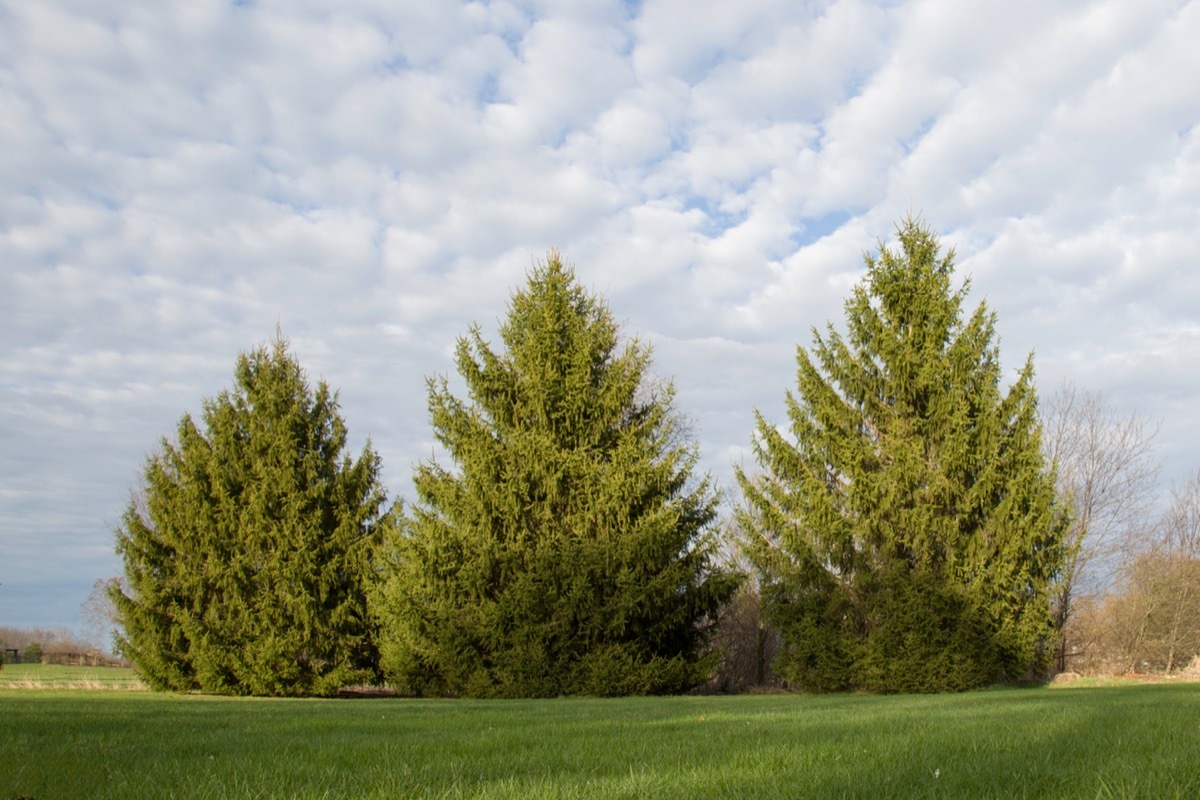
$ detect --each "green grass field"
[1,678,1197,799]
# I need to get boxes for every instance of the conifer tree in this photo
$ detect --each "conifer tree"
[111,335,387,696]
[736,218,1069,692]
[374,253,737,697]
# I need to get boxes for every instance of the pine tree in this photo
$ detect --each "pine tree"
[373,253,738,697]
[111,335,387,696]
[736,218,1069,692]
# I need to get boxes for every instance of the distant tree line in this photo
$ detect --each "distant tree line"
[0,627,103,665]
[107,218,1198,697]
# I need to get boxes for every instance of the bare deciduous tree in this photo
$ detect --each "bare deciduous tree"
[708,526,780,692]
[1040,382,1160,671]
[1149,470,1200,673]
[81,576,127,655]
[1065,469,1200,676]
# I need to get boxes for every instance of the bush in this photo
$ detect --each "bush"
[24,643,44,664]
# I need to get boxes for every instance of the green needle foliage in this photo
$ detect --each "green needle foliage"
[374,253,738,697]
[737,218,1070,693]
[111,335,388,696]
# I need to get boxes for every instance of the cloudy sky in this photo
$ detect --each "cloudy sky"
[3,0,1199,634]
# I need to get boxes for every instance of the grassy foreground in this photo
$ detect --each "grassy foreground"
[1,683,1197,799]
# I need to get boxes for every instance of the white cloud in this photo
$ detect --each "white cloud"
[2,0,1199,631]
[632,0,802,82]
[689,0,890,125]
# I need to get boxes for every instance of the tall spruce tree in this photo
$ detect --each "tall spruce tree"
[373,253,738,697]
[112,335,387,696]
[736,218,1069,693]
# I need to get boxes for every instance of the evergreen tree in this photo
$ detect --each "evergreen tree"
[374,253,738,697]
[736,218,1069,693]
[112,335,387,696]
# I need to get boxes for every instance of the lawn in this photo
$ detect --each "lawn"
[1,682,1197,799]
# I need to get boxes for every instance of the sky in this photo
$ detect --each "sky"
[3,0,1199,636]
